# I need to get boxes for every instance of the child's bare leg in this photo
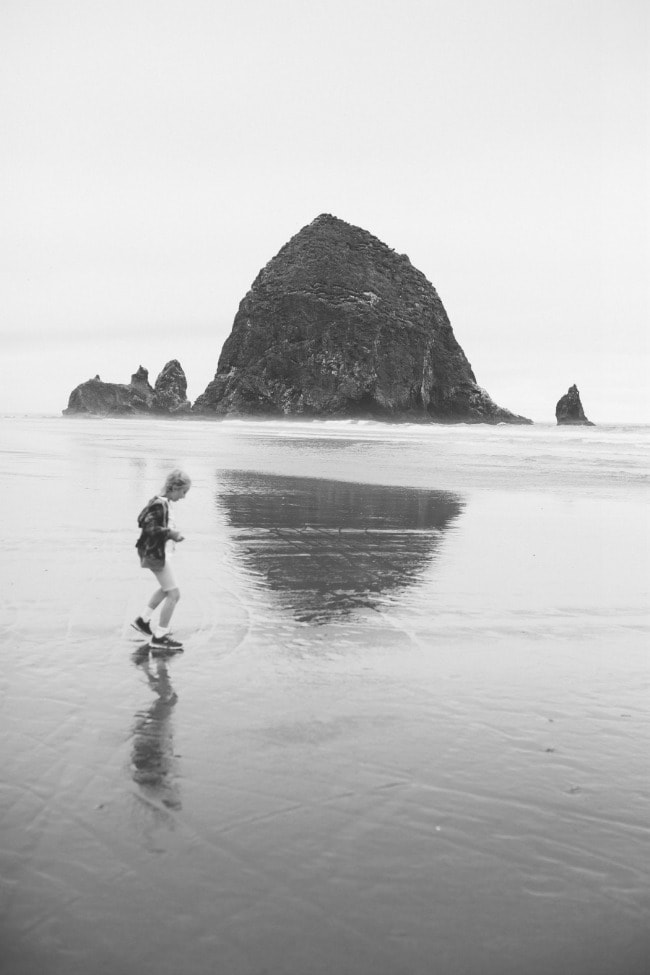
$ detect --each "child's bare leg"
[147,588,167,613]
[159,589,180,628]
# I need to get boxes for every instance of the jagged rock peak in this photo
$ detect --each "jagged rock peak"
[63,361,190,416]
[194,214,531,424]
[131,366,153,388]
[556,384,594,426]
[154,359,191,414]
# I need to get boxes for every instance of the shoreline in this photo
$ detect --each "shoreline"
[60,409,537,426]
[5,412,650,429]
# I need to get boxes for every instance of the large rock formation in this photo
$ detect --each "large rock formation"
[64,361,190,416]
[194,214,531,423]
[555,384,594,425]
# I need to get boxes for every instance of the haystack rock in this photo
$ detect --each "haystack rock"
[555,384,594,426]
[64,362,190,416]
[194,214,531,423]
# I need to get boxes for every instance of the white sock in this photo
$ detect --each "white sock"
[154,625,169,638]
[142,608,153,622]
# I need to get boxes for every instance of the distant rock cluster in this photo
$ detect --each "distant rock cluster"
[63,214,594,425]
[64,361,190,416]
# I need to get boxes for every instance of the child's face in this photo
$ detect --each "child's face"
[169,484,190,501]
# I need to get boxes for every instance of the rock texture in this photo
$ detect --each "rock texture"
[555,384,594,425]
[64,361,190,416]
[194,214,531,423]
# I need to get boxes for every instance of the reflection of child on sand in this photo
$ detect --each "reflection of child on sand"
[133,469,191,653]
[130,653,181,811]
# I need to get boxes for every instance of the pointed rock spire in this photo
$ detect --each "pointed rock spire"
[153,359,191,414]
[555,384,594,425]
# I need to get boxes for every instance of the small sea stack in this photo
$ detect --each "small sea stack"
[555,384,594,426]
[193,214,531,424]
[151,359,191,414]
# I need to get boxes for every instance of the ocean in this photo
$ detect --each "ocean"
[1,415,649,975]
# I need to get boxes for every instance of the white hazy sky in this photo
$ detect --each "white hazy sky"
[1,0,648,421]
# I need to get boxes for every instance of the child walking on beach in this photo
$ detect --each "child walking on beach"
[133,469,192,652]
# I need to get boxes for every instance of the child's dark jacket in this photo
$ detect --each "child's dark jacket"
[136,497,170,569]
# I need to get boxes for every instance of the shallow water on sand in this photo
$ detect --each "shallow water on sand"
[1,417,649,975]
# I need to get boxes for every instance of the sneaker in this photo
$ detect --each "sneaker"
[131,616,152,636]
[149,634,184,654]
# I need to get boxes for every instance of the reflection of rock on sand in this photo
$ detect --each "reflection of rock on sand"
[218,472,464,622]
[130,652,181,811]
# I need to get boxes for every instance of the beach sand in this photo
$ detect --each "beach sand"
[1,418,649,975]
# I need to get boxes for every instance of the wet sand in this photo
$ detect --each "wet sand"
[1,418,649,975]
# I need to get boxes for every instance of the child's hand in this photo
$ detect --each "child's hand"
[170,530,184,542]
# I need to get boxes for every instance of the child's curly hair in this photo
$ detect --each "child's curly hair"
[162,469,192,493]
